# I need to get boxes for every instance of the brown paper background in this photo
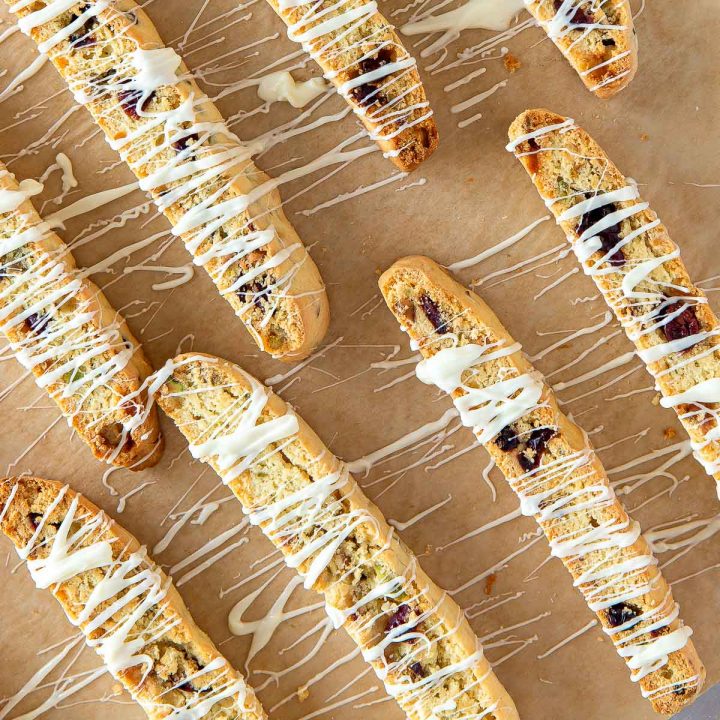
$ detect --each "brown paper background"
[0,1,717,719]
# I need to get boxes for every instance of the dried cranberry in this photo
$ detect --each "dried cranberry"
[495,425,520,452]
[68,5,97,47]
[24,312,50,334]
[527,427,555,454]
[409,662,425,678]
[350,84,379,106]
[553,0,593,25]
[605,601,641,627]
[118,89,155,120]
[577,198,625,266]
[172,133,200,153]
[659,302,700,343]
[602,38,616,47]
[237,279,269,309]
[519,427,555,472]
[386,604,411,632]
[419,294,448,334]
[358,48,394,75]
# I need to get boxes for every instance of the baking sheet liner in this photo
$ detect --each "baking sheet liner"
[0,1,717,719]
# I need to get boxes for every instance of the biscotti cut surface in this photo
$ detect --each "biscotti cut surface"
[0,163,161,469]
[508,108,720,500]
[0,476,268,720]
[155,352,519,720]
[265,0,438,170]
[524,0,637,97]
[379,256,705,716]
[5,0,329,361]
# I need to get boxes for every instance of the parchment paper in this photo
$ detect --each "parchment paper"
[0,1,717,719]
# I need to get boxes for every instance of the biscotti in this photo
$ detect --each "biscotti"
[5,0,329,361]
[155,353,519,720]
[508,108,720,499]
[0,476,268,720]
[524,0,637,97]
[265,0,438,170]
[0,163,161,469]
[379,256,705,715]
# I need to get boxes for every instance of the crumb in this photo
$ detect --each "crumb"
[465,177,475,184]
[663,427,677,440]
[484,573,497,596]
[297,685,309,702]
[652,392,661,406]
[504,52,521,73]
[375,267,382,276]
[112,683,124,696]
[640,133,649,141]
[419,543,434,557]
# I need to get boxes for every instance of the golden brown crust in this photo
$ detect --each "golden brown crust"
[0,165,162,469]
[525,0,637,98]
[0,475,268,720]
[5,0,329,361]
[508,108,720,495]
[379,256,706,715]
[156,352,519,720]
[264,0,438,170]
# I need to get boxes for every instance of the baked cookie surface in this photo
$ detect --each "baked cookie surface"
[265,0,438,170]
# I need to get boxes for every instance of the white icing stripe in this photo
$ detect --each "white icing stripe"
[27,497,113,588]
[416,342,544,443]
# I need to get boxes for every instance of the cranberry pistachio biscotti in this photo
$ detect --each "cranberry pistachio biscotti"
[379,256,705,715]
[0,163,161,469]
[508,109,720,498]
[0,476,268,720]
[155,353,519,720]
[524,0,638,97]
[264,0,438,170]
[5,0,329,361]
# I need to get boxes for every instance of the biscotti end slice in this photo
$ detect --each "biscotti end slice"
[0,165,162,469]
[264,0,438,171]
[0,475,268,720]
[155,352,520,720]
[508,109,720,498]
[7,0,330,363]
[525,0,638,98]
[379,256,706,715]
